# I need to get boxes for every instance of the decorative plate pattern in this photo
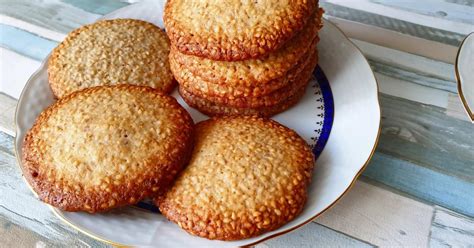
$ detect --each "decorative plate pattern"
[311,66,334,156]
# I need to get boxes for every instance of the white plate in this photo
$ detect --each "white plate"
[456,32,474,123]
[15,1,381,247]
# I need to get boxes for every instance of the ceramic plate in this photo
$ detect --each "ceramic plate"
[15,1,380,247]
[455,32,474,123]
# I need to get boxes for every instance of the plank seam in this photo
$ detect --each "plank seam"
[314,222,377,246]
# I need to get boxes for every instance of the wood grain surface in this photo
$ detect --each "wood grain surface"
[320,0,474,63]
[316,180,433,247]
[430,207,474,247]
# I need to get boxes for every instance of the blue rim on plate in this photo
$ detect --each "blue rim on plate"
[135,65,335,214]
[312,65,334,158]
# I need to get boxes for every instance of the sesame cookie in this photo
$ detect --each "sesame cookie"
[170,10,322,86]
[22,85,194,213]
[171,38,318,99]
[157,116,315,240]
[179,83,308,117]
[164,0,318,61]
[179,50,317,109]
[48,19,174,98]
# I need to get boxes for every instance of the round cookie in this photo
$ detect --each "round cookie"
[48,19,174,98]
[179,83,308,117]
[164,0,318,61]
[179,49,317,108]
[21,85,194,213]
[157,117,315,240]
[171,10,322,85]
[171,38,318,99]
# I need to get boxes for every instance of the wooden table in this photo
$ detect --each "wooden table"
[1,0,473,247]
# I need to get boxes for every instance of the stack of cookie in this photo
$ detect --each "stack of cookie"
[165,0,323,117]
[23,7,319,240]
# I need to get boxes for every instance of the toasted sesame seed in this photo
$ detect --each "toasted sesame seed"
[49,19,174,99]
[22,85,194,212]
[158,116,314,240]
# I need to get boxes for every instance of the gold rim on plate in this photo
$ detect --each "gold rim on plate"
[454,32,474,123]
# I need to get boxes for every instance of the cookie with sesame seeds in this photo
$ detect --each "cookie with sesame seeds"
[179,82,308,117]
[170,10,322,88]
[164,0,318,61]
[48,19,174,98]
[178,49,317,109]
[21,85,194,213]
[156,116,315,240]
[171,37,318,99]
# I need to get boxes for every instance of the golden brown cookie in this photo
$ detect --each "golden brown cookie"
[157,116,315,240]
[22,85,194,213]
[171,10,322,85]
[48,19,174,98]
[164,0,318,61]
[179,83,308,117]
[171,37,318,99]
[179,49,317,108]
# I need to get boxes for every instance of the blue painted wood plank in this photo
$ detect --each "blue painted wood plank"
[363,94,474,217]
[371,0,474,25]
[0,0,100,34]
[0,24,58,61]
[377,94,474,182]
[0,131,14,154]
[320,2,466,46]
[364,152,474,217]
[368,58,458,93]
[61,0,129,15]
